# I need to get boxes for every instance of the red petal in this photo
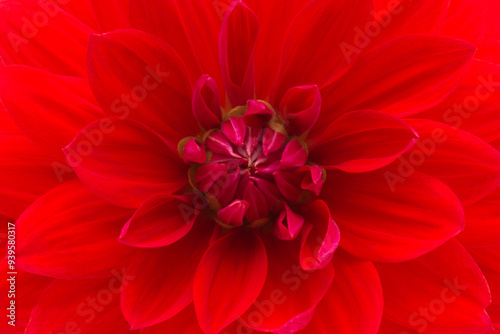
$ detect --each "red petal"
[378,318,418,334]
[299,200,340,271]
[280,139,307,169]
[311,110,417,173]
[194,229,267,334]
[272,0,374,103]
[16,180,134,279]
[371,0,449,46]
[64,118,187,208]
[241,236,334,332]
[273,204,304,241]
[303,251,383,334]
[89,0,130,31]
[0,133,62,218]
[129,0,228,86]
[245,0,310,99]
[244,100,274,128]
[26,278,132,334]
[415,59,500,144]
[279,85,321,136]
[0,0,92,76]
[219,1,259,106]
[222,116,246,146]
[142,304,203,334]
[217,200,249,227]
[119,194,196,248]
[441,0,500,44]
[87,29,197,145]
[376,239,494,333]
[405,118,500,205]
[121,218,212,328]
[467,245,500,331]
[0,264,52,327]
[0,65,103,157]
[458,186,500,247]
[476,41,500,65]
[322,170,464,262]
[192,75,223,130]
[319,34,476,126]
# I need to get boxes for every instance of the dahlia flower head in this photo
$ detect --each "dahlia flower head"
[1,0,500,333]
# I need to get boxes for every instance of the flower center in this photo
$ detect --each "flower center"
[180,100,325,229]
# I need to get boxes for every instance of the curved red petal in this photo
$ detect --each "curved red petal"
[303,251,383,334]
[0,65,103,157]
[311,110,418,173]
[371,0,449,46]
[376,239,494,333]
[64,118,187,208]
[26,278,132,334]
[219,0,259,107]
[405,118,500,205]
[141,304,203,334]
[0,0,92,76]
[129,0,227,86]
[441,0,500,45]
[322,170,464,262]
[87,29,197,145]
[194,229,267,334]
[16,180,134,279]
[0,134,62,218]
[121,218,212,328]
[459,186,500,247]
[119,194,196,248]
[299,200,340,271]
[272,0,373,103]
[319,34,476,127]
[241,236,334,333]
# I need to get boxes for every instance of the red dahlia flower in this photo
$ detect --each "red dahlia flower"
[1,0,500,333]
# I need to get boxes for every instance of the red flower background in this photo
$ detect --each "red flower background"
[1,0,500,333]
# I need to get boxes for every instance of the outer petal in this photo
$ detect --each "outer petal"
[89,0,130,31]
[26,278,134,334]
[121,218,212,329]
[194,229,267,334]
[441,0,500,45]
[302,251,383,334]
[322,170,464,262]
[0,134,62,218]
[319,34,476,127]
[476,41,500,65]
[371,0,449,46]
[404,118,500,205]
[0,0,92,76]
[378,318,418,334]
[119,194,195,248]
[311,110,417,173]
[245,0,310,99]
[0,263,52,327]
[0,65,103,157]
[16,180,134,279]
[467,245,500,330]
[142,304,203,334]
[64,118,187,208]
[130,0,229,87]
[376,239,494,334]
[241,236,335,333]
[271,0,374,103]
[219,0,259,106]
[87,29,197,145]
[459,186,500,247]
[416,59,500,144]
